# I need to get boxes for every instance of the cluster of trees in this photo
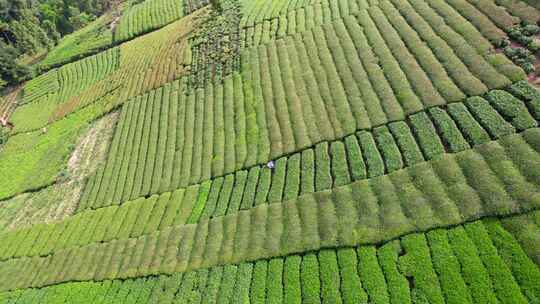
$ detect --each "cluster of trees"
[0,0,116,89]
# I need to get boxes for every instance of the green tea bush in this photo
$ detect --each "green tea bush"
[240,167,260,210]
[484,219,540,302]
[284,153,301,201]
[399,234,445,304]
[409,112,446,159]
[300,149,315,195]
[466,96,515,138]
[337,248,368,304]
[357,131,385,177]
[427,229,474,303]
[429,107,470,152]
[266,258,284,304]
[486,90,537,130]
[268,157,287,203]
[331,141,351,187]
[447,102,491,145]
[388,121,425,166]
[250,260,268,303]
[319,249,342,304]
[389,0,488,96]
[373,126,403,172]
[284,256,302,304]
[315,142,332,191]
[357,246,390,304]
[465,221,528,303]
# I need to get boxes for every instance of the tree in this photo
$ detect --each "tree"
[210,0,222,12]
[0,42,32,85]
[42,19,60,44]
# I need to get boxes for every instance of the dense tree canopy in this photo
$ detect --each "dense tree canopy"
[0,0,115,88]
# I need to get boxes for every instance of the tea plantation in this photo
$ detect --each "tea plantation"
[0,0,539,303]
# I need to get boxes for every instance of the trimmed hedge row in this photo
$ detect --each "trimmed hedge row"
[241,0,391,48]
[20,69,60,105]
[240,0,524,108]
[11,48,120,134]
[80,44,540,209]
[5,88,537,263]
[0,129,539,291]
[2,213,539,303]
[114,0,185,42]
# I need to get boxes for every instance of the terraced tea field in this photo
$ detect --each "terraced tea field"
[0,0,539,302]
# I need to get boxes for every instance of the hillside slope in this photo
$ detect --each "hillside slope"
[0,0,539,303]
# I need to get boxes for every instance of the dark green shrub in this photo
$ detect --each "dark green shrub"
[331,141,351,187]
[466,96,515,138]
[388,121,424,166]
[315,142,332,191]
[373,126,403,172]
[357,131,384,177]
[447,102,491,145]
[486,90,537,130]
[429,107,470,152]
[409,112,445,159]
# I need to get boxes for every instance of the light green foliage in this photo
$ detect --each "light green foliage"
[466,96,515,139]
[508,80,540,119]
[266,258,284,304]
[344,135,366,181]
[319,249,342,304]
[143,192,171,234]
[357,131,385,177]
[39,12,115,70]
[484,219,540,302]
[0,95,117,200]
[337,248,368,304]
[447,102,491,145]
[283,256,302,304]
[268,157,287,203]
[216,265,238,303]
[201,178,223,219]
[429,107,470,153]
[301,253,320,304]
[187,180,212,223]
[202,267,223,304]
[254,167,271,205]
[377,241,411,304]
[486,90,537,131]
[388,121,424,166]
[300,149,315,195]
[240,167,260,209]
[3,0,540,300]
[214,174,234,217]
[331,141,351,187]
[231,263,253,304]
[130,196,158,238]
[226,171,248,215]
[500,211,540,265]
[158,189,184,230]
[113,199,141,240]
[399,234,445,304]
[115,0,185,42]
[465,221,528,303]
[373,126,403,172]
[357,246,389,304]
[250,260,268,303]
[427,229,473,303]
[409,112,446,159]
[283,153,301,201]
